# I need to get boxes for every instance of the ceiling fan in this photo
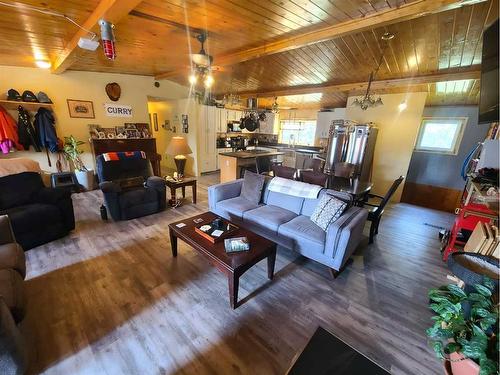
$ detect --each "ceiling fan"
[190,33,212,68]
[188,33,224,87]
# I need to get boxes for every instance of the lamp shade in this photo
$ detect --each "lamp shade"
[165,136,192,156]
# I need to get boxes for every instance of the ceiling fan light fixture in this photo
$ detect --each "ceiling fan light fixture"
[204,74,214,88]
[381,32,395,41]
[189,73,198,85]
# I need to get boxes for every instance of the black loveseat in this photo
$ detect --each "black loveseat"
[96,153,166,221]
[0,172,75,250]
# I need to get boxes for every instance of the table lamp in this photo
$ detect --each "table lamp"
[165,136,192,177]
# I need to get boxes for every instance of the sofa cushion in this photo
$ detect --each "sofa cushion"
[278,215,325,254]
[119,187,158,208]
[216,197,260,219]
[0,243,25,279]
[240,171,265,205]
[0,269,25,323]
[265,191,304,215]
[0,296,28,374]
[243,205,297,232]
[1,203,62,235]
[310,194,347,231]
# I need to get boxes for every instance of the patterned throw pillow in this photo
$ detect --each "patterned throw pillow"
[310,194,347,231]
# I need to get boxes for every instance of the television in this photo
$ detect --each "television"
[478,19,499,125]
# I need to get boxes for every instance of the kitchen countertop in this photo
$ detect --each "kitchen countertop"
[257,143,324,153]
[219,150,285,159]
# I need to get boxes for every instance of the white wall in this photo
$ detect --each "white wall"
[0,65,189,172]
[346,92,428,201]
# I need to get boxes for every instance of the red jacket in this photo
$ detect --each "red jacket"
[0,106,23,153]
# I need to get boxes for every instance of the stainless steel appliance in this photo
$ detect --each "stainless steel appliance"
[324,122,378,182]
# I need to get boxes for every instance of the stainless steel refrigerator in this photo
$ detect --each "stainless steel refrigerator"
[323,122,378,182]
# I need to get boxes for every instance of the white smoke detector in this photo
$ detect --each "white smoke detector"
[78,37,99,51]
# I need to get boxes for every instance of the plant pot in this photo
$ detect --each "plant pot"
[444,352,480,375]
[75,170,94,191]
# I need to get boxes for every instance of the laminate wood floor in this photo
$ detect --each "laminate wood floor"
[23,173,454,375]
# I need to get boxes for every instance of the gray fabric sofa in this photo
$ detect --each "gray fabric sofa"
[208,178,368,276]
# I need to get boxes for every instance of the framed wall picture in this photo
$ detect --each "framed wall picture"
[67,99,95,119]
[153,113,159,131]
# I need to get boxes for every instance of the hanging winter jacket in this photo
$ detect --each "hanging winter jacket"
[0,106,23,153]
[34,108,59,152]
[17,106,41,152]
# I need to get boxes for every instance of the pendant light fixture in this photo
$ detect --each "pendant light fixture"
[352,32,395,110]
[271,97,280,114]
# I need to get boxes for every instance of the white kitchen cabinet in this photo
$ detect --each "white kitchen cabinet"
[216,107,227,133]
[198,105,218,173]
[259,112,279,134]
[315,108,346,139]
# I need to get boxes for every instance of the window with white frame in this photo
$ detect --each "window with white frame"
[279,120,317,146]
[414,117,467,155]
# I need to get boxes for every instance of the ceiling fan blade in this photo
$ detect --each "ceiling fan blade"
[211,65,225,72]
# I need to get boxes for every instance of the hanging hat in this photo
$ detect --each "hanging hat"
[22,90,39,102]
[37,91,53,103]
[7,89,22,101]
[105,82,121,101]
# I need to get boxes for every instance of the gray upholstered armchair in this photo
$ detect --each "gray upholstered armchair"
[96,153,167,221]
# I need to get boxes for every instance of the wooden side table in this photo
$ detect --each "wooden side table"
[164,177,197,205]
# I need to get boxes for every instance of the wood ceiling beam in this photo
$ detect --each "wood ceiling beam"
[234,66,481,98]
[51,0,142,74]
[154,0,483,80]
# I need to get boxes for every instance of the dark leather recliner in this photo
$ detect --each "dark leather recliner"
[96,154,166,221]
[0,172,75,250]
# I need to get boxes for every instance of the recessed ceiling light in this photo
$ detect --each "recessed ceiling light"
[398,101,407,111]
[35,59,51,69]
[381,32,395,41]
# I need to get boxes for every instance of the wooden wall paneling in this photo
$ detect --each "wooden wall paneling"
[250,0,314,29]
[320,42,354,80]
[401,182,463,213]
[318,41,352,76]
[273,54,311,86]
[154,0,475,80]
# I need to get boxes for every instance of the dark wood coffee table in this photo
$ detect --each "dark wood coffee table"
[168,212,277,309]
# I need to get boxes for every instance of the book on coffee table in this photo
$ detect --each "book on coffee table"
[225,237,250,253]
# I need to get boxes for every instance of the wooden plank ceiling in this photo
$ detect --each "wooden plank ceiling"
[0,0,497,108]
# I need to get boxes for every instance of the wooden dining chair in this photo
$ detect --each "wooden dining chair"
[334,162,357,178]
[362,176,405,243]
[303,158,324,172]
[301,170,328,187]
[255,156,273,175]
[272,165,296,179]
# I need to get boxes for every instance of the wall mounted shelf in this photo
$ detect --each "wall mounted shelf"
[0,100,54,111]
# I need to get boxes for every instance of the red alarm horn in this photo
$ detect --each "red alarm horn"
[99,19,116,60]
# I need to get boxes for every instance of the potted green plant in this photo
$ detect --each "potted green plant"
[426,278,499,375]
[63,135,94,190]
